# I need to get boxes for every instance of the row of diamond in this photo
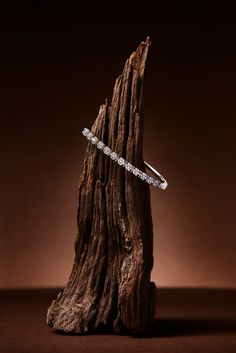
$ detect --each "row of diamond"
[82,128,162,188]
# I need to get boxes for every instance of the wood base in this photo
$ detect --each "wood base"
[47,37,156,335]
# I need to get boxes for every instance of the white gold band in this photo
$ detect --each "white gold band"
[82,128,168,190]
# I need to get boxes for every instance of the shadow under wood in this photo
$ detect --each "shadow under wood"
[51,317,236,338]
[135,317,236,338]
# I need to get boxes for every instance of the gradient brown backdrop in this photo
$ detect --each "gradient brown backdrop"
[0,5,235,288]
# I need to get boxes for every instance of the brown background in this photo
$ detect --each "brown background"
[0,5,235,288]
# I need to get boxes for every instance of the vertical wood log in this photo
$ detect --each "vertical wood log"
[46,37,156,335]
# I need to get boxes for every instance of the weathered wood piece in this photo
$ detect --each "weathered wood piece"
[47,37,156,335]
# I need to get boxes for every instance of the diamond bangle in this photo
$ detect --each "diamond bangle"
[82,128,168,190]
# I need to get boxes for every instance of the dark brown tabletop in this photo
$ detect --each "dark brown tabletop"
[1,288,236,353]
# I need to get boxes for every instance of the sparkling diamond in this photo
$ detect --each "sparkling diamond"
[153,180,161,188]
[132,168,140,176]
[103,146,111,155]
[118,157,125,166]
[110,152,118,161]
[147,176,154,185]
[139,172,148,181]
[82,128,89,136]
[125,162,133,172]
[97,141,104,149]
[91,136,99,145]
[87,132,93,140]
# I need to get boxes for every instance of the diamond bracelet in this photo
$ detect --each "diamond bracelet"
[82,128,168,190]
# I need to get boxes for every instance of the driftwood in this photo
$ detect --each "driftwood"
[47,37,156,335]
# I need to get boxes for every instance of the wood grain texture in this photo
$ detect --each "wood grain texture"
[46,37,156,335]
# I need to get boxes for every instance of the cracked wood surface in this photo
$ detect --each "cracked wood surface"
[47,37,156,335]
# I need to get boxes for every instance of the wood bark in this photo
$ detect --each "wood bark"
[46,37,156,335]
